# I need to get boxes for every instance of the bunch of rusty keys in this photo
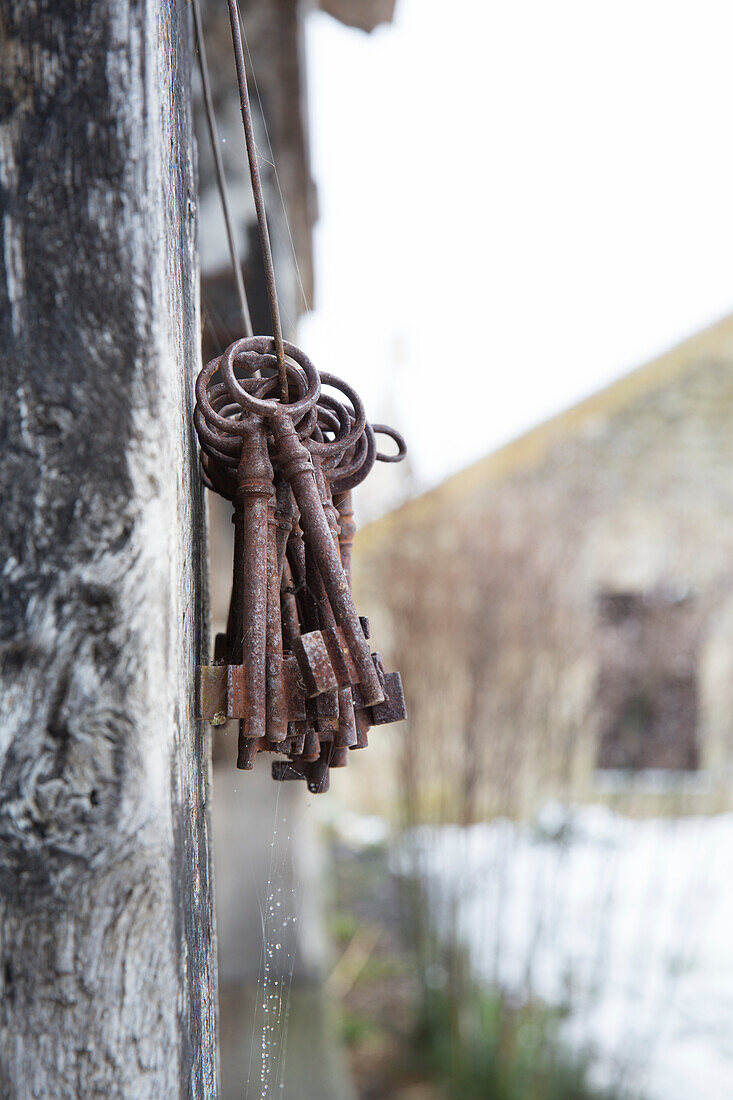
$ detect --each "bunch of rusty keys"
[193,336,407,793]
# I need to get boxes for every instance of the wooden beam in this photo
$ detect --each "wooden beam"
[0,2,218,1095]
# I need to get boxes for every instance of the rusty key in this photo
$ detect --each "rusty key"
[233,417,272,766]
[271,412,384,707]
[265,486,288,744]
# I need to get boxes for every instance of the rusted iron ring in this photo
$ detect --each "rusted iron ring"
[220,336,320,421]
[372,423,407,463]
[196,354,310,440]
[331,422,377,493]
[308,372,366,459]
[309,393,357,463]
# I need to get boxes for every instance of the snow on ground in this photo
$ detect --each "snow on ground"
[399,806,733,1099]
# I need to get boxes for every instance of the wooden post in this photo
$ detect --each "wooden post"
[0,2,218,1097]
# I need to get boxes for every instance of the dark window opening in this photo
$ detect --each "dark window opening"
[595,589,700,771]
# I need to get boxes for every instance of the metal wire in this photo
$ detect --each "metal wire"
[193,0,253,339]
[226,0,288,402]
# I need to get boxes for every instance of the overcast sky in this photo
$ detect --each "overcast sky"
[299,0,733,496]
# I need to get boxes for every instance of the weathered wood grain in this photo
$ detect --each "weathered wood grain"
[0,2,218,1096]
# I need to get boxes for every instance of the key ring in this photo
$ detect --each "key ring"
[219,336,320,421]
[372,423,407,464]
[196,351,313,441]
[331,422,377,493]
[307,373,366,459]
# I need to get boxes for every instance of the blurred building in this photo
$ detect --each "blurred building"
[353,315,733,819]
